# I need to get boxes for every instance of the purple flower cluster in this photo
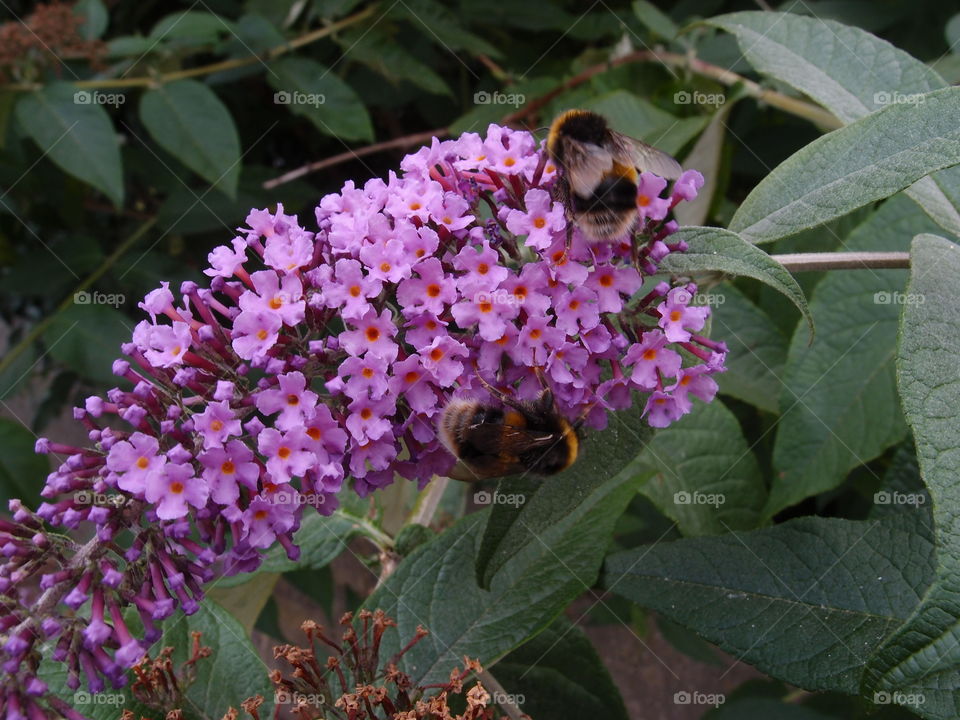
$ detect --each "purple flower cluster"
[1,123,725,715]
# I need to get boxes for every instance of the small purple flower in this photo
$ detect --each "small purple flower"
[657,287,709,342]
[192,400,242,449]
[254,371,319,431]
[624,330,682,390]
[105,433,164,495]
[144,461,208,520]
[504,188,566,250]
[258,428,316,484]
[636,172,671,221]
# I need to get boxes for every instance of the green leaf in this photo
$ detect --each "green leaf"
[658,226,813,337]
[73,0,108,39]
[139,80,241,198]
[337,27,451,96]
[633,0,679,39]
[475,398,652,590]
[638,399,766,536]
[42,304,131,386]
[729,86,960,244]
[863,234,960,718]
[707,10,960,239]
[0,419,48,510]
[268,57,373,142]
[601,516,935,693]
[492,615,629,720]
[709,283,788,413]
[214,509,363,588]
[40,600,274,720]
[766,195,943,517]
[367,469,645,685]
[674,103,733,227]
[707,11,942,125]
[15,83,123,206]
[388,0,500,57]
[149,11,239,44]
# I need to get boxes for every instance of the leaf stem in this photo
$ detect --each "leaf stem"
[2,5,378,91]
[772,251,910,272]
[406,476,450,528]
[478,669,524,720]
[0,216,157,379]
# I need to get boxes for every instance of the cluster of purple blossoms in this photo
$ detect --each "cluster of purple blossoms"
[1,123,725,717]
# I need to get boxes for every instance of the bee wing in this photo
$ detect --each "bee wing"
[467,423,560,452]
[608,131,683,180]
[560,136,615,197]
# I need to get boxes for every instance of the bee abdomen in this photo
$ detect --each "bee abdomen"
[571,175,637,213]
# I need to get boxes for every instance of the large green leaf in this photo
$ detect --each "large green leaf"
[14,83,123,206]
[863,234,960,718]
[492,615,629,720]
[268,57,374,142]
[366,467,645,686]
[728,86,960,244]
[0,419,48,509]
[638,399,766,536]
[709,283,788,413]
[42,304,131,386]
[139,80,241,198]
[659,226,813,336]
[766,196,943,517]
[601,516,935,694]
[474,398,652,590]
[40,600,273,720]
[708,10,960,238]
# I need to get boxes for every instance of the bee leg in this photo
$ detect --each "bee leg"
[472,369,515,405]
[561,221,573,264]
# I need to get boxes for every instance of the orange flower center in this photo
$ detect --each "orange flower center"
[477,263,489,274]
[409,202,422,210]
[380,262,391,273]
[599,274,613,287]
[569,300,580,310]
[533,217,546,229]
[172,345,182,356]
[256,329,268,340]
[426,284,441,297]
[637,195,651,207]
[680,375,692,386]
[529,329,542,340]
[479,301,493,313]
[349,285,361,297]
[643,349,657,361]
[136,457,149,470]
[405,370,419,383]
[415,248,426,258]
[503,157,516,167]
[365,327,380,342]
[306,427,322,441]
[362,367,374,378]
[360,408,372,420]
[254,509,268,520]
[426,320,437,330]
[430,348,444,362]
[286,394,299,405]
[170,482,184,494]
[277,446,291,459]
[210,420,223,432]
[221,461,235,474]
[269,297,283,309]
[669,310,682,322]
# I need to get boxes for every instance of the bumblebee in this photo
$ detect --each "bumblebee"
[547,109,682,242]
[438,384,579,482]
